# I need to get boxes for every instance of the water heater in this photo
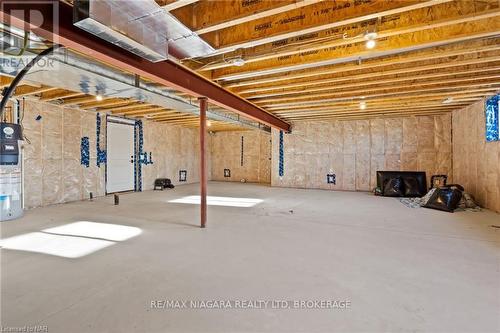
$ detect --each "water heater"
[0,123,23,221]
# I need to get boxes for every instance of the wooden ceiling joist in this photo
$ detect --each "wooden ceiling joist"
[266,93,492,112]
[198,0,499,71]
[243,65,500,99]
[179,0,324,35]
[253,77,500,104]
[62,95,98,106]
[235,54,500,94]
[0,76,14,88]
[262,88,499,109]
[79,98,132,110]
[199,0,449,52]
[160,0,198,12]
[139,111,180,118]
[212,16,500,80]
[274,102,470,116]
[103,103,151,113]
[285,110,454,121]
[13,85,58,97]
[284,106,462,119]
[223,38,500,87]
[246,68,500,100]
[270,95,483,112]
[116,107,168,116]
[148,112,195,119]
[39,90,85,102]
[259,84,500,108]
[155,116,199,123]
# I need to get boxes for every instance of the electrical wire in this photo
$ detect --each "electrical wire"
[21,97,31,144]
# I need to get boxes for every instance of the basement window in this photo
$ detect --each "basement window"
[168,196,263,208]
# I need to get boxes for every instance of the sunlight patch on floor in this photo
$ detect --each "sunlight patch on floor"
[168,195,263,207]
[43,221,142,241]
[0,222,142,258]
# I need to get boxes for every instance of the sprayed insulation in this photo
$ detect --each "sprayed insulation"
[272,115,453,191]
[453,99,500,213]
[20,100,201,209]
[210,130,271,183]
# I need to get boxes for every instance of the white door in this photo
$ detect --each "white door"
[106,121,135,193]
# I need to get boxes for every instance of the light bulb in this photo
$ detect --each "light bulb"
[95,94,103,101]
[366,39,376,49]
[232,58,245,67]
[359,101,367,110]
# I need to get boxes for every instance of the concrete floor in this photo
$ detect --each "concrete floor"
[1,182,499,333]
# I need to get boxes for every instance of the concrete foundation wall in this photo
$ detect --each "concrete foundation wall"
[210,130,271,183]
[271,115,452,191]
[453,99,500,213]
[21,100,200,209]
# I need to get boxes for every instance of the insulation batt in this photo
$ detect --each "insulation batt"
[272,115,452,191]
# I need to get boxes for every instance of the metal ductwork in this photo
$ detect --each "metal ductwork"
[0,29,268,131]
[0,31,24,54]
[73,0,214,62]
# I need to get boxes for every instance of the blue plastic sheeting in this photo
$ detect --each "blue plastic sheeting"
[279,130,284,177]
[485,94,499,142]
[80,137,90,168]
[96,113,107,167]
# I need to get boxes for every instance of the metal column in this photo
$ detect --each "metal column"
[199,97,208,228]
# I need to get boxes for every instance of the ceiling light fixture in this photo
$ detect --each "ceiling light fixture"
[231,57,246,67]
[442,97,454,104]
[366,39,376,49]
[364,31,378,50]
[359,101,367,110]
[206,120,212,127]
[95,94,103,101]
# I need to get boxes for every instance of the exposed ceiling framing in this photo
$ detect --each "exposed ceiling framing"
[176,0,499,123]
[0,0,290,131]
[2,0,499,127]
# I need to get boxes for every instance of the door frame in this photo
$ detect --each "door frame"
[105,116,137,195]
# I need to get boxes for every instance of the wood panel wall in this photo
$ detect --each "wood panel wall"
[271,115,452,191]
[210,130,271,183]
[453,99,500,213]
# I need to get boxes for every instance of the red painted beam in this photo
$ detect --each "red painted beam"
[199,97,208,228]
[0,0,290,132]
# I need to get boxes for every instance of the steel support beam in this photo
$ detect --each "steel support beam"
[199,97,207,228]
[0,1,290,132]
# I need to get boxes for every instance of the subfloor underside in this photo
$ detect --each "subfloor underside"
[1,182,499,333]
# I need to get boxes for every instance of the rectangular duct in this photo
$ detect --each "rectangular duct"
[73,0,214,62]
